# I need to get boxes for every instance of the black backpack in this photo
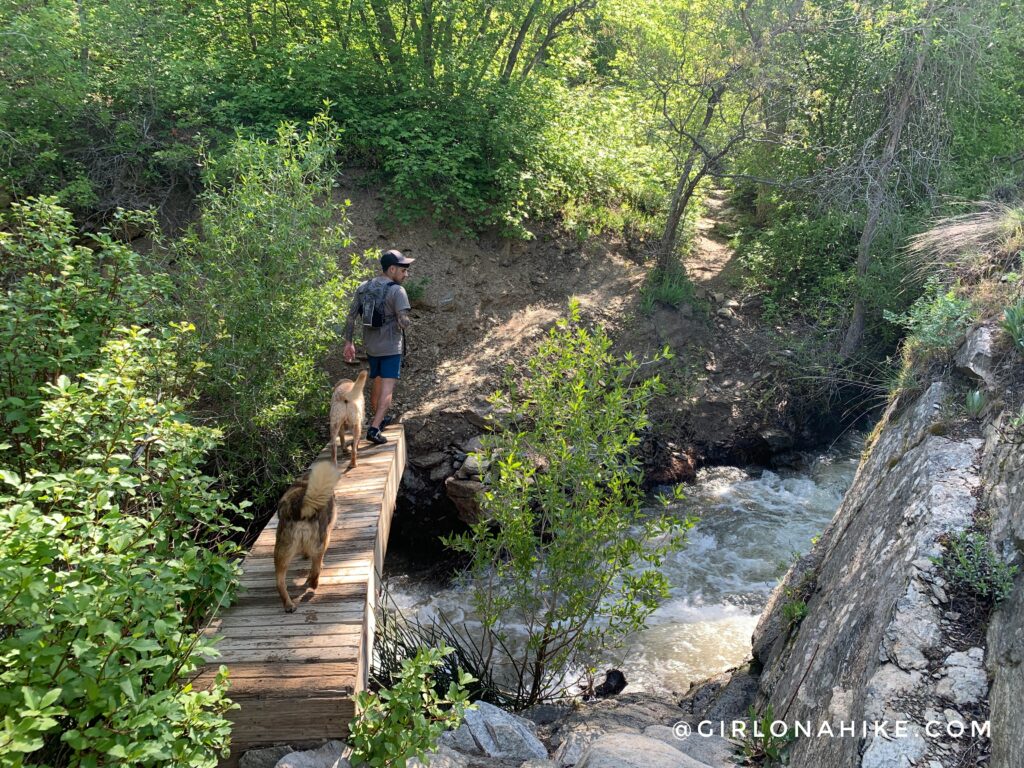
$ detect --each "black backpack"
[356,280,397,328]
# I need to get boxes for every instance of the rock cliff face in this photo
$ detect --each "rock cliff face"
[750,325,1023,768]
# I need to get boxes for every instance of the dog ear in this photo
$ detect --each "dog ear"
[277,481,308,522]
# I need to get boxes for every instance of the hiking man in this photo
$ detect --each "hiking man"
[343,249,414,445]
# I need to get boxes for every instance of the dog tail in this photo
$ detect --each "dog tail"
[349,368,369,398]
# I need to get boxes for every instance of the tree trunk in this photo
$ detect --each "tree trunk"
[421,0,435,84]
[839,26,931,358]
[659,164,704,272]
[76,0,89,76]
[501,0,544,81]
[367,0,406,88]
[657,85,722,270]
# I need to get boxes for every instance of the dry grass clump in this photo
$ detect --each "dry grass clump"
[907,203,1024,286]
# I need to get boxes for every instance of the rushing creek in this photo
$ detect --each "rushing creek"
[386,436,862,694]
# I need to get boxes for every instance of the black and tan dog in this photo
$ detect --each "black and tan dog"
[274,458,342,612]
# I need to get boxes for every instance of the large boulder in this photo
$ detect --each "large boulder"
[574,734,707,768]
[439,701,548,762]
[752,383,985,767]
[445,476,485,524]
[642,726,736,767]
[954,324,997,388]
[407,744,470,768]
[983,402,1024,765]
[241,746,294,768]
[274,741,348,768]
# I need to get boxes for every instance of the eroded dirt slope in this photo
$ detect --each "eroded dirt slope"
[327,173,851,544]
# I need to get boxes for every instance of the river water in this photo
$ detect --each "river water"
[386,437,862,694]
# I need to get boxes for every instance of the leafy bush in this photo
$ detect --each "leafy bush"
[739,208,860,325]
[1003,299,1024,353]
[446,302,690,706]
[936,530,1018,604]
[173,113,369,499]
[640,264,698,314]
[350,645,474,768]
[0,201,241,766]
[0,329,242,768]
[0,199,163,460]
[883,280,976,363]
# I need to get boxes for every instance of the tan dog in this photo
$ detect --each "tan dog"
[329,369,369,468]
[274,458,342,612]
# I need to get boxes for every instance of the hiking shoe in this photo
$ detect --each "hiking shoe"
[367,426,388,445]
[379,415,396,428]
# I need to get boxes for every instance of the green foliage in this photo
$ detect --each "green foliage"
[935,531,1018,605]
[0,199,163,460]
[739,209,860,327]
[403,276,430,305]
[781,590,808,630]
[173,113,369,498]
[446,301,690,706]
[738,704,795,766]
[640,264,698,314]
[0,201,241,767]
[965,389,987,419]
[883,281,976,364]
[1003,300,1024,354]
[350,645,475,768]
[0,330,242,767]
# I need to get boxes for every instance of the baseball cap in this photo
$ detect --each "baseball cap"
[381,249,415,270]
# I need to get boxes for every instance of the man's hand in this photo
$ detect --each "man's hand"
[343,341,357,363]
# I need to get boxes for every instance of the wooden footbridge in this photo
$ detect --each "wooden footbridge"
[197,426,406,766]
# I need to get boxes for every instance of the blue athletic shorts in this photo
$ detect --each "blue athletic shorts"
[367,354,402,380]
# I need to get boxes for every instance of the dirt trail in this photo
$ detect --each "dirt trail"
[685,189,738,290]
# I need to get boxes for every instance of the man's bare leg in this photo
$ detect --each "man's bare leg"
[370,376,383,415]
[371,378,397,429]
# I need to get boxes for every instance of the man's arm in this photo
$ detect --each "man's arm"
[393,286,412,330]
[342,294,360,343]
[343,293,360,363]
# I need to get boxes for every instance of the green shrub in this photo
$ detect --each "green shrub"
[0,199,241,766]
[0,199,163,462]
[1003,299,1024,353]
[404,276,431,306]
[739,703,795,765]
[350,645,474,768]
[883,280,976,363]
[173,113,370,499]
[936,530,1018,604]
[781,590,808,629]
[739,209,859,325]
[445,301,690,707]
[0,330,242,766]
[965,389,987,418]
[640,264,697,314]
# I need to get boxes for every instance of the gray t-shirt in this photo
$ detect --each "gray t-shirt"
[348,276,410,357]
